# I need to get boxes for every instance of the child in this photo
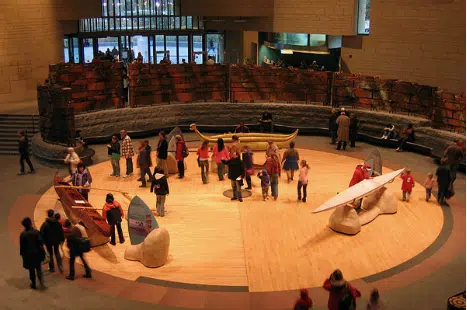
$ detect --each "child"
[293,288,313,310]
[424,172,435,202]
[400,168,415,202]
[257,170,270,201]
[150,167,170,216]
[298,160,309,202]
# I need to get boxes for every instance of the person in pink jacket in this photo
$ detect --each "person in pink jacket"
[212,138,230,181]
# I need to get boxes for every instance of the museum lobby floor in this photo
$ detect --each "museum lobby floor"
[1,134,465,309]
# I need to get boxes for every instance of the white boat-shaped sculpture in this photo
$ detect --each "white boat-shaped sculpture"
[314,168,404,235]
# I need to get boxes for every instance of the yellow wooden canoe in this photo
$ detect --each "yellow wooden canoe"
[189,123,298,150]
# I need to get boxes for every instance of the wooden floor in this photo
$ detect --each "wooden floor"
[34,148,444,292]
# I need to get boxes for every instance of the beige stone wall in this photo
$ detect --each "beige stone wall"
[243,31,259,64]
[273,0,357,35]
[341,0,466,93]
[0,1,100,106]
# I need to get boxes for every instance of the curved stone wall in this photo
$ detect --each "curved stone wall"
[74,103,463,156]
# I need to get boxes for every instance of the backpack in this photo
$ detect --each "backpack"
[182,144,189,158]
[339,284,356,310]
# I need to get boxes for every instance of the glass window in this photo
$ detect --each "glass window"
[73,38,80,63]
[181,16,186,29]
[169,17,175,30]
[309,34,326,46]
[116,0,121,16]
[109,0,114,16]
[178,36,188,64]
[162,16,168,30]
[157,17,163,30]
[165,35,177,63]
[151,17,156,30]
[98,37,119,58]
[149,36,154,63]
[206,34,224,63]
[192,16,198,30]
[109,18,115,31]
[357,0,370,34]
[131,0,138,16]
[192,35,203,64]
[272,33,308,46]
[187,16,192,29]
[155,35,165,63]
[64,38,70,63]
[175,17,180,29]
[102,0,108,16]
[131,36,149,63]
[83,38,94,63]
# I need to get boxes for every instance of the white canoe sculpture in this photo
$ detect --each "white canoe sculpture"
[313,168,405,213]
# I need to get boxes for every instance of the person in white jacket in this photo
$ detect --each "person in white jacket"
[64,148,80,175]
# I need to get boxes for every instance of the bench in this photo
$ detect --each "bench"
[358,134,433,156]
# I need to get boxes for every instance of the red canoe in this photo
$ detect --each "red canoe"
[54,173,111,239]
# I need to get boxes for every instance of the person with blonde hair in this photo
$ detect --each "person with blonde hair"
[297,160,309,202]
[64,147,80,175]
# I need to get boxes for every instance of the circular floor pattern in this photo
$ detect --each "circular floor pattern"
[34,148,444,292]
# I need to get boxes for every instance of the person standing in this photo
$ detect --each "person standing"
[212,138,230,181]
[424,172,435,202]
[151,167,170,217]
[293,288,313,310]
[71,163,92,201]
[156,131,169,177]
[257,170,270,201]
[120,130,134,177]
[40,209,64,273]
[323,269,361,310]
[349,114,360,148]
[64,220,92,280]
[443,139,464,185]
[336,109,350,151]
[137,140,153,187]
[282,142,300,183]
[436,158,452,206]
[17,130,35,175]
[222,152,245,202]
[64,147,80,175]
[298,160,309,203]
[229,135,241,158]
[102,193,125,245]
[328,108,339,145]
[107,135,121,177]
[196,141,210,184]
[400,168,415,202]
[266,152,281,200]
[242,145,254,190]
[122,70,129,105]
[20,217,45,289]
[349,164,372,187]
[266,140,280,159]
[175,135,187,179]
[366,288,385,310]
[259,111,273,133]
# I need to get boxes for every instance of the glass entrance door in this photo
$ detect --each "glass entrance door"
[130,35,149,63]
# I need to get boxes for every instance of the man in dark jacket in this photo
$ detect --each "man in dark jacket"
[349,115,360,148]
[444,139,464,185]
[17,130,35,175]
[40,209,64,273]
[328,109,338,145]
[137,140,153,187]
[151,167,170,217]
[64,220,92,280]
[102,194,125,245]
[157,131,169,177]
[222,152,245,202]
[20,217,45,289]
[436,158,452,206]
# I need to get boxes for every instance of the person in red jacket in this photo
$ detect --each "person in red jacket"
[102,193,125,245]
[293,288,313,310]
[400,168,415,202]
[349,164,372,187]
[323,269,361,310]
[175,135,186,179]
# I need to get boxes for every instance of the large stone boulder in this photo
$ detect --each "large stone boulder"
[124,227,170,268]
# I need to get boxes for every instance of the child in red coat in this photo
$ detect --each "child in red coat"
[400,168,415,202]
[294,288,313,310]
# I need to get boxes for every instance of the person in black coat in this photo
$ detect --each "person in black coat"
[17,130,35,175]
[157,131,169,177]
[436,158,452,206]
[222,152,245,202]
[20,217,45,289]
[40,209,64,273]
[151,167,170,217]
[328,109,339,144]
[349,115,360,148]
[64,220,92,280]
